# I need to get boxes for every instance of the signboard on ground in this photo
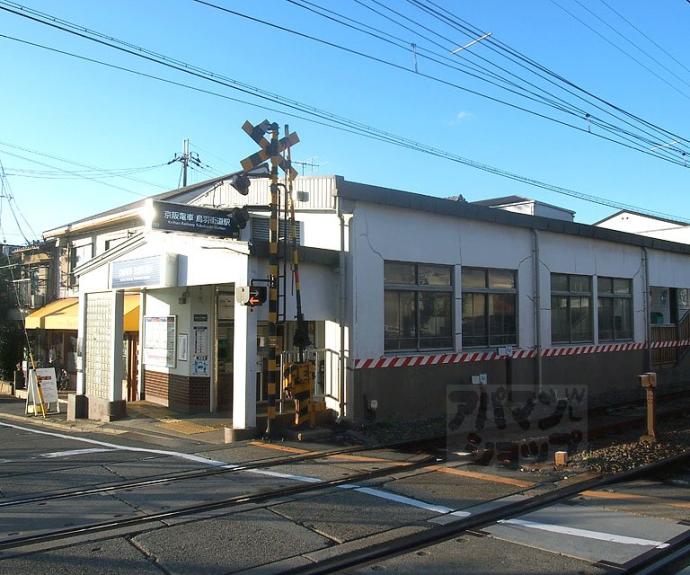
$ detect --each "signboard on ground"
[143,316,176,368]
[25,368,60,416]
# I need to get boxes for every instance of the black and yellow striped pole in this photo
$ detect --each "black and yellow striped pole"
[266,124,281,436]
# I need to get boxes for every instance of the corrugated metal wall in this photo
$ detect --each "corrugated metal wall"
[191,176,337,211]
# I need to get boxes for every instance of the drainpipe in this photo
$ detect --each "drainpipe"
[532,229,543,392]
[643,247,651,371]
[337,197,347,420]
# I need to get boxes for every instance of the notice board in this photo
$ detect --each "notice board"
[144,316,176,368]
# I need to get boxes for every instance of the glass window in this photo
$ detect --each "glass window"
[489,269,516,290]
[418,264,451,286]
[384,261,416,285]
[462,267,517,348]
[384,262,452,351]
[597,276,633,341]
[551,273,593,343]
[462,267,486,289]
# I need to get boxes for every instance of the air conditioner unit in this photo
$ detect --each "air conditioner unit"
[30,294,45,308]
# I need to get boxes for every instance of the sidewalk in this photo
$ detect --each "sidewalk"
[0,387,233,445]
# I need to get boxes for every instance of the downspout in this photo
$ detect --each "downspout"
[337,196,347,420]
[642,247,651,371]
[532,229,543,392]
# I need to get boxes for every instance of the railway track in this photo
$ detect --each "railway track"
[283,448,690,574]
[0,435,440,510]
[0,448,441,554]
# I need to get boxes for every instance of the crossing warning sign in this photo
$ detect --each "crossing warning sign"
[240,120,299,180]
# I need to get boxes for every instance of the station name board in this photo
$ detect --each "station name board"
[151,200,241,238]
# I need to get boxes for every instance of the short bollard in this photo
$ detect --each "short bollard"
[638,372,657,443]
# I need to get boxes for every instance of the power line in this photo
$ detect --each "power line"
[548,0,690,102]
[0,4,687,222]
[0,140,169,190]
[400,0,690,153]
[290,0,690,163]
[192,0,689,167]
[570,0,690,92]
[598,0,690,76]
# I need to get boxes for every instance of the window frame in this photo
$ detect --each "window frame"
[550,273,593,344]
[384,261,454,352]
[461,266,518,349]
[597,276,633,342]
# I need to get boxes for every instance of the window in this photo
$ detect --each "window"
[70,243,93,269]
[551,274,593,343]
[598,277,632,341]
[384,262,453,351]
[462,267,517,347]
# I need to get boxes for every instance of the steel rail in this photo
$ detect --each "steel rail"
[0,455,438,552]
[0,435,442,509]
[285,449,690,574]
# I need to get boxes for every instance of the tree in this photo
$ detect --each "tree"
[0,250,23,380]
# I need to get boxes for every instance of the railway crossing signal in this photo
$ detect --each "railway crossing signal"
[239,119,300,436]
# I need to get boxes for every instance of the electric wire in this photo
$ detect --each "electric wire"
[571,0,690,92]
[597,0,690,76]
[408,0,690,149]
[548,0,690,102]
[0,140,169,190]
[0,4,687,221]
[192,0,689,167]
[290,0,689,162]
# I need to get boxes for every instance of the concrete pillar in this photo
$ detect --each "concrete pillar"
[233,292,257,431]
[76,292,87,395]
[110,290,124,402]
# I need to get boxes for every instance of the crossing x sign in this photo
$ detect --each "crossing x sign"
[240,120,299,180]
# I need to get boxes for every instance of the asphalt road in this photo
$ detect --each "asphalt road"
[1,402,688,574]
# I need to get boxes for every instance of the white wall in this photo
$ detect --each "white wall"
[349,201,677,359]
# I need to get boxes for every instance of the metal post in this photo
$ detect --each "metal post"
[265,125,280,436]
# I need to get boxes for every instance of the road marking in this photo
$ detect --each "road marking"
[40,448,113,459]
[499,518,670,548]
[433,465,535,488]
[0,421,236,468]
[582,489,690,510]
[352,487,455,514]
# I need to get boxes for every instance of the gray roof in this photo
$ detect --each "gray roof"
[337,179,690,256]
[471,195,530,207]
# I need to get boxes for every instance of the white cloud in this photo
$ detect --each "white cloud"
[449,111,473,126]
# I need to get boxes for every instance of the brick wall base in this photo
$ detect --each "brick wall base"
[144,370,210,413]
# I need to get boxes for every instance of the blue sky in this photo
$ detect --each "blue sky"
[1,0,689,243]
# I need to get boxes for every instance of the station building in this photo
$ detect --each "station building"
[28,175,690,432]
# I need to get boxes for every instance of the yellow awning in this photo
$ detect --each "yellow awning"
[25,294,141,332]
[25,298,77,330]
[123,294,140,332]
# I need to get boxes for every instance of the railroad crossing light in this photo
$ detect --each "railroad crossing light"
[230,206,249,232]
[228,163,271,196]
[235,285,267,307]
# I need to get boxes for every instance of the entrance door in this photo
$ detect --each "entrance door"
[124,333,139,402]
[217,321,233,411]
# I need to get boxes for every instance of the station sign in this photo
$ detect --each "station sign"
[149,200,245,238]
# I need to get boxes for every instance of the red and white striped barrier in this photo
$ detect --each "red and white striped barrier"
[353,340,686,369]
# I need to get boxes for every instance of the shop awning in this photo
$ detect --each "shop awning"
[123,294,140,332]
[25,294,141,332]
[25,298,77,330]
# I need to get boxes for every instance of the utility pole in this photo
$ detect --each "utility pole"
[168,139,203,188]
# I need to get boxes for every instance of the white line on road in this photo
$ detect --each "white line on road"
[0,421,236,468]
[499,518,671,548]
[40,448,114,459]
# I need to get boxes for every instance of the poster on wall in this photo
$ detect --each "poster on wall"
[177,333,188,361]
[192,316,209,376]
[144,316,176,368]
